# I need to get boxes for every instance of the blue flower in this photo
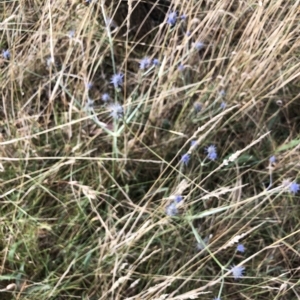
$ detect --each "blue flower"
[108,103,123,119]
[213,297,221,300]
[180,14,187,21]
[289,181,299,194]
[2,49,10,60]
[101,93,110,102]
[181,153,190,166]
[174,195,183,203]
[220,101,226,109]
[230,265,245,280]
[236,243,245,253]
[194,102,202,113]
[86,82,93,90]
[186,31,191,36]
[68,30,75,38]
[139,57,151,70]
[178,63,185,71]
[191,140,197,147]
[269,155,276,164]
[167,11,177,26]
[195,41,205,51]
[166,202,178,216]
[205,145,217,161]
[110,73,124,89]
[153,58,160,66]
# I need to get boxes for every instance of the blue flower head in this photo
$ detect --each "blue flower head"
[230,265,245,280]
[174,195,183,203]
[166,202,178,216]
[194,102,202,113]
[139,57,151,70]
[195,41,205,51]
[289,181,299,194]
[86,82,93,90]
[108,103,123,119]
[269,155,276,164]
[101,93,110,102]
[68,30,75,38]
[153,58,160,66]
[186,31,191,36]
[2,49,10,60]
[236,243,245,253]
[178,63,185,71]
[180,14,187,21]
[110,73,124,89]
[167,11,177,26]
[205,145,217,161]
[181,153,190,166]
[220,101,227,109]
[191,140,197,147]
[213,297,221,300]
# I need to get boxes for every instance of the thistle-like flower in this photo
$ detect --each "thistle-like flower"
[205,145,217,161]
[2,49,10,60]
[139,57,151,70]
[230,265,245,280]
[101,93,110,102]
[167,11,177,26]
[153,58,160,66]
[289,181,299,194]
[181,153,190,166]
[195,41,205,51]
[108,103,123,119]
[236,243,245,253]
[174,195,183,203]
[165,202,178,216]
[110,73,124,89]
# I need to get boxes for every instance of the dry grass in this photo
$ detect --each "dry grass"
[0,0,300,299]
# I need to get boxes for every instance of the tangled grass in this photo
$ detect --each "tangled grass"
[0,0,300,299]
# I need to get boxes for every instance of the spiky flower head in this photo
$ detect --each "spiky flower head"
[289,181,299,194]
[269,155,276,164]
[230,265,245,280]
[236,243,245,253]
[167,11,177,26]
[101,93,110,102]
[2,49,10,60]
[139,57,151,70]
[108,103,123,119]
[181,153,190,166]
[195,41,205,51]
[166,202,178,216]
[174,195,183,203]
[220,101,227,109]
[110,73,124,89]
[153,58,160,66]
[205,145,217,161]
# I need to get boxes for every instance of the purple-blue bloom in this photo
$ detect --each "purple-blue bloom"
[220,101,226,109]
[236,243,245,253]
[269,155,276,164]
[167,11,177,26]
[166,202,178,216]
[139,57,151,70]
[213,298,221,300]
[178,63,185,71]
[86,82,93,90]
[108,103,123,119]
[110,73,124,89]
[289,181,299,194]
[153,58,160,66]
[186,31,191,36]
[181,153,190,166]
[194,102,202,113]
[230,265,245,280]
[101,93,110,102]
[174,195,183,203]
[2,49,10,60]
[180,14,187,21]
[191,140,197,147]
[205,145,217,161]
[195,41,205,51]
